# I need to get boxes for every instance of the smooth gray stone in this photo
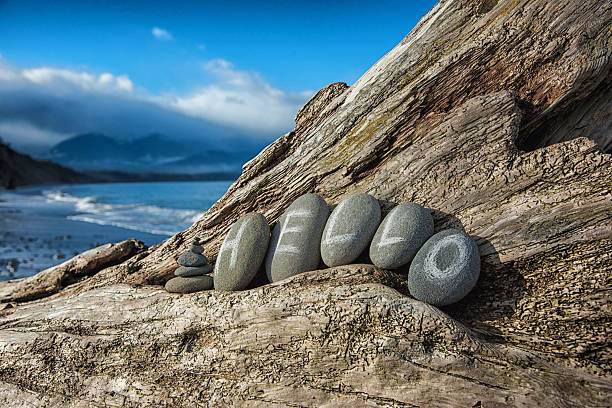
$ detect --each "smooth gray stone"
[369,203,434,269]
[408,229,480,306]
[174,264,212,277]
[165,275,213,293]
[265,193,329,282]
[189,244,204,254]
[214,212,270,291]
[177,252,208,267]
[320,193,381,267]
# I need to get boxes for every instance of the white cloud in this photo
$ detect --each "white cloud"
[115,75,134,92]
[167,59,313,135]
[0,56,313,154]
[152,27,173,41]
[21,67,133,94]
[99,72,114,84]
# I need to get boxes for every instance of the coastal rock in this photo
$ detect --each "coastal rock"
[320,193,381,267]
[164,275,213,293]
[214,212,270,291]
[265,193,329,282]
[408,229,480,306]
[177,252,208,267]
[174,264,212,277]
[369,203,434,269]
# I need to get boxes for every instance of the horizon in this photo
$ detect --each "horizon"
[0,0,437,157]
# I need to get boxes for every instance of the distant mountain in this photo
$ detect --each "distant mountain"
[48,133,257,173]
[0,139,243,189]
[0,141,94,189]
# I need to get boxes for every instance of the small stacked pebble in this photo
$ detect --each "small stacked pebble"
[165,237,213,293]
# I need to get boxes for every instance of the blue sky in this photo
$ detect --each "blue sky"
[0,0,437,154]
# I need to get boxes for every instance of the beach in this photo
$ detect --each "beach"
[0,180,232,281]
[0,190,168,281]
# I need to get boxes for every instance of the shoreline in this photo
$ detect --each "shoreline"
[0,189,169,282]
[4,170,240,191]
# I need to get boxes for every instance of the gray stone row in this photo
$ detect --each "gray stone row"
[167,193,480,306]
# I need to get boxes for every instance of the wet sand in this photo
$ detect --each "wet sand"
[0,193,167,281]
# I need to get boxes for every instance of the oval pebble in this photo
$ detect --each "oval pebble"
[174,264,213,277]
[369,203,434,269]
[265,193,329,282]
[165,275,213,293]
[320,193,381,267]
[408,229,480,306]
[214,212,270,291]
[177,252,208,267]
[190,244,204,254]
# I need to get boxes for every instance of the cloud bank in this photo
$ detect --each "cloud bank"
[169,59,313,134]
[0,55,313,155]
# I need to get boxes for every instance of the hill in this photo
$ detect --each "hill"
[0,140,94,188]
[0,140,241,189]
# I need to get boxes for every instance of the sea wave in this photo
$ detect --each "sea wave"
[42,190,202,236]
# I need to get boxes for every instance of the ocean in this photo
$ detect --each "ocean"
[0,180,233,280]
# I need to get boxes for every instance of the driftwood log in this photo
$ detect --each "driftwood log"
[1,0,611,406]
[0,239,147,305]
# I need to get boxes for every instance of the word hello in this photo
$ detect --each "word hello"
[173,193,481,306]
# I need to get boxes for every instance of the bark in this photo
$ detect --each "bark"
[0,0,611,406]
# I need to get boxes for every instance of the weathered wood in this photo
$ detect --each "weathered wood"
[1,266,610,407]
[0,0,611,405]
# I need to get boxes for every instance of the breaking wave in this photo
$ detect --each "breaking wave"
[43,190,203,236]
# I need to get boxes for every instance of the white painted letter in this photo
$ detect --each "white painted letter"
[377,210,408,248]
[324,200,357,246]
[276,209,313,255]
[423,235,468,280]
[218,219,250,270]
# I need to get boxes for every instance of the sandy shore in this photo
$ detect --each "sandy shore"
[0,191,167,281]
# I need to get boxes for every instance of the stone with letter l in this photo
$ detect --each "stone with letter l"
[369,202,434,269]
[320,193,381,267]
